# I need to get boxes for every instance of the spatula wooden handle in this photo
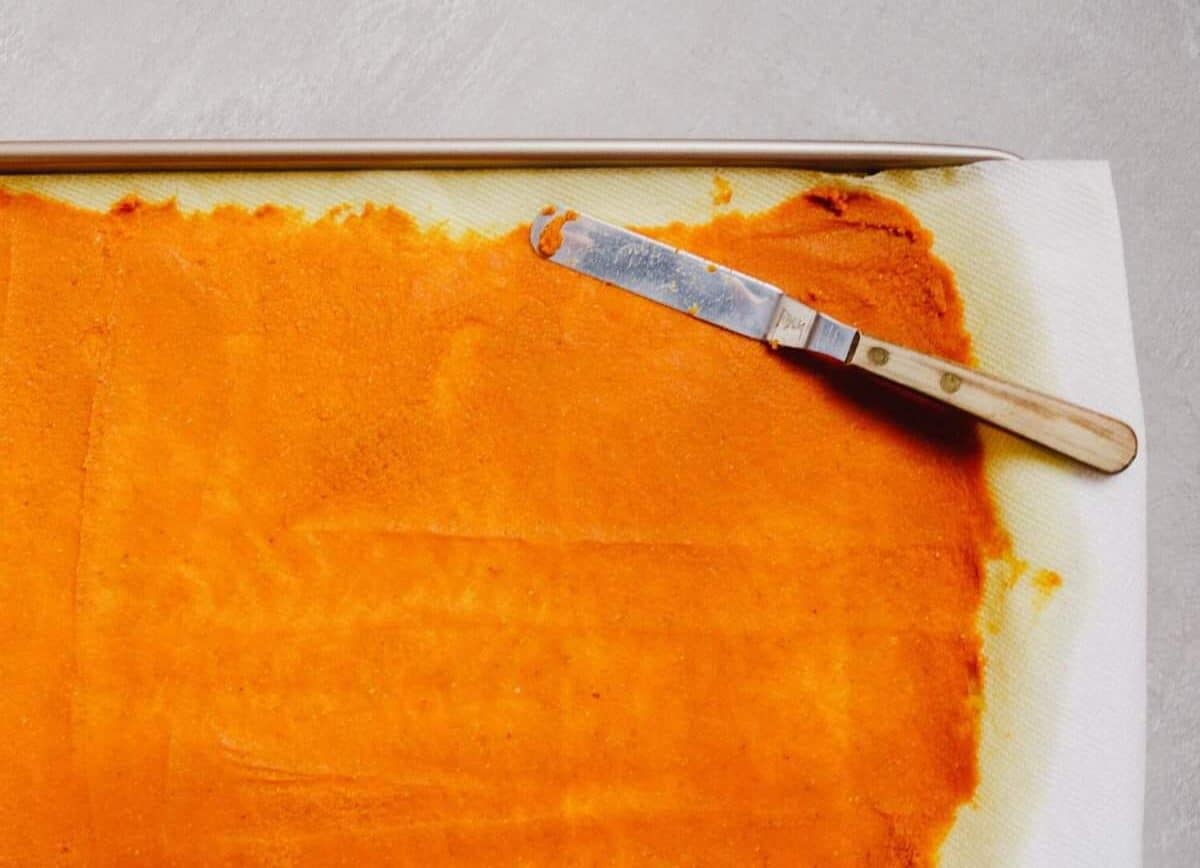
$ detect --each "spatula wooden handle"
[847,334,1137,473]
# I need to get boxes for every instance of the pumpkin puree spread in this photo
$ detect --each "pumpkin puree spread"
[535,208,577,257]
[0,185,1000,865]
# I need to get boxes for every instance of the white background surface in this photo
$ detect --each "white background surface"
[0,1,1196,864]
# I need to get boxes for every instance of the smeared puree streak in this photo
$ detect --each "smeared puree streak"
[0,184,1001,866]
[536,207,577,257]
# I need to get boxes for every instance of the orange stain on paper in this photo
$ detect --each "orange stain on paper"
[1033,569,1063,609]
[711,174,733,206]
[0,184,1002,865]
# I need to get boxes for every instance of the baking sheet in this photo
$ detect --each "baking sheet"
[0,160,1145,865]
[0,139,1018,172]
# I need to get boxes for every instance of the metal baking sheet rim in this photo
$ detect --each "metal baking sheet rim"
[0,139,1019,174]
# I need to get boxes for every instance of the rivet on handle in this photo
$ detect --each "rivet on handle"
[866,346,889,366]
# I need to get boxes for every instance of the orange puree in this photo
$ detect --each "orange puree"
[535,208,576,257]
[0,184,999,865]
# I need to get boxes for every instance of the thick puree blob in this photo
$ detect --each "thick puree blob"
[0,185,1000,865]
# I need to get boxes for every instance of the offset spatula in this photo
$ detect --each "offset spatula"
[530,208,1137,474]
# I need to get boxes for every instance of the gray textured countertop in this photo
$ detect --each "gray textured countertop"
[2,1,1195,863]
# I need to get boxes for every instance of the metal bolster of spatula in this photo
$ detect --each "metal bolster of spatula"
[766,296,860,362]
